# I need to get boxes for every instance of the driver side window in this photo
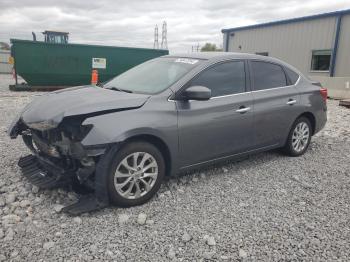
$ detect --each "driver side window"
[190,61,246,97]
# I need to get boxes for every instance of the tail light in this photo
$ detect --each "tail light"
[320,88,328,102]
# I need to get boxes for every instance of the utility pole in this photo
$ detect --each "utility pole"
[192,43,200,52]
[153,25,159,49]
[161,21,168,50]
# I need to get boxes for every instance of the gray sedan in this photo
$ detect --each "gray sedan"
[8,52,327,214]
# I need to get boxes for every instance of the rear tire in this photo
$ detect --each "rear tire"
[107,141,165,207]
[283,117,312,157]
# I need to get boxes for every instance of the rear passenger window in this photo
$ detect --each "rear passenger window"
[284,67,300,85]
[251,61,287,91]
[190,61,245,97]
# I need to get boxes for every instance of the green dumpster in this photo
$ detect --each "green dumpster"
[11,39,168,87]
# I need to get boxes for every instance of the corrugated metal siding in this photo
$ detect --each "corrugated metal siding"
[226,17,338,77]
[0,50,12,74]
[334,14,350,77]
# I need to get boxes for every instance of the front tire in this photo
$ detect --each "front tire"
[283,117,312,157]
[107,141,165,207]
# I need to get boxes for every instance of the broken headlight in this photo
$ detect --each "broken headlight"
[27,120,57,131]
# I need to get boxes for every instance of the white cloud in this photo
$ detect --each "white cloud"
[0,0,349,53]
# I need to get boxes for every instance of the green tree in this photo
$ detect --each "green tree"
[201,43,222,52]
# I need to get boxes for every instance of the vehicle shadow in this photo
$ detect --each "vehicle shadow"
[162,148,287,189]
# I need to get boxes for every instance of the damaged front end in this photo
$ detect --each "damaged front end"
[11,116,109,215]
[8,86,151,214]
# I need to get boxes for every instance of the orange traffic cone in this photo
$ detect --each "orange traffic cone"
[91,69,98,85]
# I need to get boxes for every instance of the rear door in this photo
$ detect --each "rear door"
[249,60,301,148]
[176,60,255,167]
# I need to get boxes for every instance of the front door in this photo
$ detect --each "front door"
[176,60,255,168]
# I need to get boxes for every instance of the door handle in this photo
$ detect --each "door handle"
[236,107,251,113]
[286,99,297,105]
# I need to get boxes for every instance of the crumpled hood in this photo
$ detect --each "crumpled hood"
[21,85,150,126]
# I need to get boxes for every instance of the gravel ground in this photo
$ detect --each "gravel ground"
[0,74,349,261]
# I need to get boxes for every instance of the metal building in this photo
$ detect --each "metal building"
[222,9,350,99]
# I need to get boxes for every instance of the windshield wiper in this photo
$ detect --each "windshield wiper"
[107,86,133,93]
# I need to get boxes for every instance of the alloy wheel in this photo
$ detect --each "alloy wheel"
[114,152,158,200]
[291,122,310,152]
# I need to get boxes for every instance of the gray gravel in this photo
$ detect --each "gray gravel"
[0,74,350,261]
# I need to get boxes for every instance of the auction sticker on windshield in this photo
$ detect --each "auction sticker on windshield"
[175,58,199,64]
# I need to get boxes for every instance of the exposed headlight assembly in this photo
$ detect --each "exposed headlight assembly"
[27,120,57,131]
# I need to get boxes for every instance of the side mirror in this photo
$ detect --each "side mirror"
[182,86,211,101]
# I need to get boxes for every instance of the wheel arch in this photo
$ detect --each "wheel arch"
[122,134,172,177]
[297,112,316,135]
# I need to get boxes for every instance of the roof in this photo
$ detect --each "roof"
[222,8,350,33]
[10,39,169,53]
[167,51,274,60]
[42,30,69,35]
[167,52,302,73]
[167,52,238,59]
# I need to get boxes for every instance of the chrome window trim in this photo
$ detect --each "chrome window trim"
[168,90,251,102]
[169,58,247,100]
[167,60,301,102]
[250,60,301,91]
[250,75,300,93]
[210,91,251,99]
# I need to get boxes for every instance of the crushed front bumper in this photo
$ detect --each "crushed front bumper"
[18,155,72,189]
[18,154,109,215]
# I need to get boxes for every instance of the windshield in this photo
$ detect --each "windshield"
[104,57,202,94]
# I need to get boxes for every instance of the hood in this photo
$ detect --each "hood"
[21,85,150,127]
